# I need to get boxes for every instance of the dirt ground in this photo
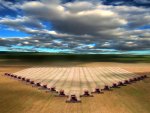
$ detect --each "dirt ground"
[0,62,150,113]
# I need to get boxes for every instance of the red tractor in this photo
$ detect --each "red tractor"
[118,81,124,86]
[43,85,47,89]
[112,83,118,88]
[94,88,101,93]
[104,85,110,90]
[59,90,65,96]
[51,87,56,91]
[36,83,41,87]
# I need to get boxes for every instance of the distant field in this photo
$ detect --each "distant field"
[0,52,150,63]
[0,54,150,113]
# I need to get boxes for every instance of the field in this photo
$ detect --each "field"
[11,66,143,102]
[0,53,150,113]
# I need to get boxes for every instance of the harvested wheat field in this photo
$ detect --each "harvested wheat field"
[0,62,150,113]
[6,66,145,102]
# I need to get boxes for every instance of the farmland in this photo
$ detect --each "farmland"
[9,66,143,102]
[0,53,150,113]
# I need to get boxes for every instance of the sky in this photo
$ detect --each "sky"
[0,0,150,54]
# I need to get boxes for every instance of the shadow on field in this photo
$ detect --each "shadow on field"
[0,77,51,113]
[0,82,26,113]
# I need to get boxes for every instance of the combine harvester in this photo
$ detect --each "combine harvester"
[66,94,81,103]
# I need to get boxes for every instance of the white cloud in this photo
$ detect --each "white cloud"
[19,1,128,36]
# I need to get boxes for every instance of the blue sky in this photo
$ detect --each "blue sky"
[0,0,150,54]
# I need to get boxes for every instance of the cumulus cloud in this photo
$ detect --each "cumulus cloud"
[20,1,128,36]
